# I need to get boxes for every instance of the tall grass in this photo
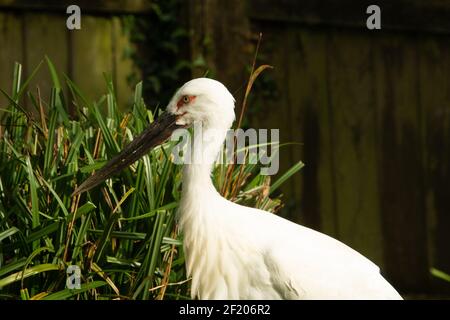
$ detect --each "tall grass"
[0,59,303,300]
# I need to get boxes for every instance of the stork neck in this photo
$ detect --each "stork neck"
[182,164,216,194]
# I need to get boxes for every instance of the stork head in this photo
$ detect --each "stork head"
[167,78,236,130]
[72,78,235,195]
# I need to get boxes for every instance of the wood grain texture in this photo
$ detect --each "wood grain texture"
[23,13,68,110]
[0,12,23,109]
[112,17,136,111]
[71,16,112,104]
[418,35,450,292]
[285,29,332,232]
[326,31,383,268]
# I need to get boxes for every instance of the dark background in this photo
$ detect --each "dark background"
[1,0,449,297]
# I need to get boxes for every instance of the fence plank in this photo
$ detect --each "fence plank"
[247,26,295,207]
[72,16,112,104]
[326,31,384,268]
[112,17,136,111]
[0,12,23,110]
[374,34,429,292]
[418,35,450,293]
[284,29,333,232]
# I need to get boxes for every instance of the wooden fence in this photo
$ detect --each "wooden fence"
[0,1,149,112]
[188,0,450,295]
[255,0,450,295]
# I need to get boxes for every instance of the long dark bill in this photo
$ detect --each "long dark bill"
[72,112,184,196]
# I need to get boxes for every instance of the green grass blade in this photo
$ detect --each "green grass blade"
[93,101,120,154]
[88,230,146,240]
[50,87,69,126]
[269,161,304,195]
[26,222,61,244]
[45,56,61,89]
[11,62,22,99]
[0,264,61,288]
[120,202,178,221]
[431,268,450,282]
[0,227,19,242]
[0,258,27,278]
[21,246,55,286]
[72,212,92,260]
[44,109,57,177]
[39,178,69,217]
[25,157,40,228]
[16,60,44,99]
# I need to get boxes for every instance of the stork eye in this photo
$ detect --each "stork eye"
[177,95,196,109]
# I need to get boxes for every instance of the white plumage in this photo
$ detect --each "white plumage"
[168,78,402,300]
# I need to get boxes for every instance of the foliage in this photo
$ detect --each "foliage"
[0,60,302,300]
[431,268,450,283]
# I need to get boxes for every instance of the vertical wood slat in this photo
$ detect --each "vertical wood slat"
[72,16,113,104]
[0,12,23,109]
[249,26,295,209]
[272,27,295,210]
[112,17,136,110]
[326,31,384,268]
[419,35,450,292]
[374,35,429,291]
[285,29,332,231]
[23,13,68,109]
[1,12,137,116]
[188,0,252,110]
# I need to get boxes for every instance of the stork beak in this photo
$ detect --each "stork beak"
[72,112,184,196]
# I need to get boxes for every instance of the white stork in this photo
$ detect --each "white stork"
[74,78,403,300]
